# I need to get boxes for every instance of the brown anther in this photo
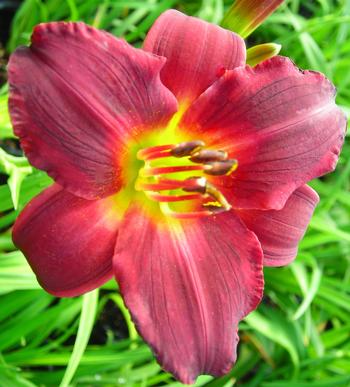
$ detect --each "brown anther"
[182,177,207,194]
[203,159,238,176]
[170,140,205,158]
[190,149,228,163]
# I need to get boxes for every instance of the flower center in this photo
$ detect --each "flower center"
[135,140,237,219]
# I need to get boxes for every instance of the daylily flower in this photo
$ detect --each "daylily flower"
[8,10,346,384]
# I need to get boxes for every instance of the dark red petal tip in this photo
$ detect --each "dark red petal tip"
[182,56,347,210]
[114,202,263,383]
[238,185,319,266]
[8,22,177,200]
[12,185,120,297]
[144,9,246,104]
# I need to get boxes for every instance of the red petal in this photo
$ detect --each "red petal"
[114,203,263,383]
[12,184,120,297]
[182,56,347,210]
[8,22,177,200]
[143,10,246,104]
[237,185,319,266]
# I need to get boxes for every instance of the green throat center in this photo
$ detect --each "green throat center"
[135,140,238,219]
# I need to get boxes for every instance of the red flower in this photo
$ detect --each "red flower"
[8,10,346,384]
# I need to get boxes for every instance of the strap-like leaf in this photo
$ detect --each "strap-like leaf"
[59,289,99,387]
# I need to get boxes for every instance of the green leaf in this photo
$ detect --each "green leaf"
[0,148,32,209]
[291,258,322,320]
[59,289,99,387]
[244,308,301,371]
[0,93,13,139]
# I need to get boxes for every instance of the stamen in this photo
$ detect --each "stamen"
[203,159,238,176]
[140,149,173,161]
[137,144,173,160]
[204,182,231,211]
[190,149,228,163]
[136,140,237,219]
[140,165,204,177]
[136,177,207,192]
[182,177,207,194]
[184,180,231,210]
[145,192,202,202]
[170,140,205,158]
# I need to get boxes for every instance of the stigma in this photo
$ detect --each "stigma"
[135,141,237,219]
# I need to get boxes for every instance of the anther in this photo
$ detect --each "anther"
[190,149,228,163]
[203,159,238,176]
[182,177,207,194]
[170,140,205,158]
[204,182,232,211]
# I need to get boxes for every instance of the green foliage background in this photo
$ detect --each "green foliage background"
[0,0,349,386]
